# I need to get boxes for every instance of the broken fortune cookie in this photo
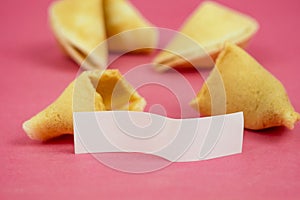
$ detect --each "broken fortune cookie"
[49,0,107,70]
[22,70,146,141]
[190,43,300,130]
[153,1,259,71]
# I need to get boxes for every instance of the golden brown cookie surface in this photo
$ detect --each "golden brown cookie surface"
[153,1,259,71]
[23,70,146,141]
[191,43,299,130]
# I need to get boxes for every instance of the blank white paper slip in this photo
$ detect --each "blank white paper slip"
[73,111,244,162]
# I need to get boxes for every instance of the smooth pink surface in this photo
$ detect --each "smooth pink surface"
[1,0,300,199]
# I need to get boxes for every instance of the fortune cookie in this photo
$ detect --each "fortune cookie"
[49,0,107,69]
[153,1,259,71]
[190,43,300,130]
[103,0,157,53]
[23,70,146,141]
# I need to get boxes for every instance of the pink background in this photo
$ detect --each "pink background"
[1,0,300,199]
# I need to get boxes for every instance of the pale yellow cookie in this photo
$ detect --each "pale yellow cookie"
[153,1,259,72]
[49,0,107,69]
[23,70,146,141]
[190,43,299,130]
[103,0,157,53]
